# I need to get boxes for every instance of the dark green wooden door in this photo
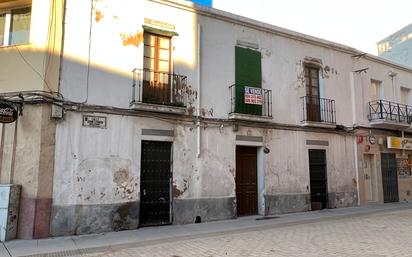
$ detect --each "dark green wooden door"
[140,141,172,226]
[381,153,399,203]
[309,149,328,210]
[235,47,262,115]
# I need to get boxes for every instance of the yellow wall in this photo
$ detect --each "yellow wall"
[0,0,64,93]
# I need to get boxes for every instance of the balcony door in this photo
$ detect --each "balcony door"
[305,66,321,122]
[143,33,172,104]
[235,46,262,115]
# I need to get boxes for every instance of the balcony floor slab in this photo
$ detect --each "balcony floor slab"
[130,102,186,115]
[368,119,410,129]
[300,121,336,129]
[228,113,273,123]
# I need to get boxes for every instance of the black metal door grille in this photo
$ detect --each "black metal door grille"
[140,141,172,226]
[309,149,328,210]
[381,153,399,203]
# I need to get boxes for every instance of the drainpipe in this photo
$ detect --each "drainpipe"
[402,130,405,157]
[196,23,201,158]
[350,71,361,206]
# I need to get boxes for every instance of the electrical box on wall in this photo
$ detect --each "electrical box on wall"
[51,104,63,119]
[0,184,21,242]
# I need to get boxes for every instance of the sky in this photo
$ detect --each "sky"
[212,0,412,55]
[190,0,213,7]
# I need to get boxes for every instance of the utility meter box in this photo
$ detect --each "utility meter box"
[0,184,21,241]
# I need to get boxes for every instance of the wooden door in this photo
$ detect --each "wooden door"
[235,146,258,216]
[143,33,172,104]
[363,154,378,202]
[305,66,321,122]
[140,141,172,226]
[309,149,328,210]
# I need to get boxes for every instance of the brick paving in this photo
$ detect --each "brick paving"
[82,209,412,257]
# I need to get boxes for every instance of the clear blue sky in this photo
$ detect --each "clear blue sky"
[190,0,212,7]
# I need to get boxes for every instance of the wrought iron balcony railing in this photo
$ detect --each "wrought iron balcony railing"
[132,69,188,107]
[301,96,336,124]
[368,99,412,124]
[229,84,272,117]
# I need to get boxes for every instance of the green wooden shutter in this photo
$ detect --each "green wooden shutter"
[235,46,262,115]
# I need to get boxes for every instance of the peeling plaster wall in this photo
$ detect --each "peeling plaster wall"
[198,15,354,125]
[0,106,57,239]
[60,0,199,109]
[60,0,412,127]
[52,112,238,235]
[52,0,368,235]
[52,111,357,234]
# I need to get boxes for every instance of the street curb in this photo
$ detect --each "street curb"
[12,204,412,257]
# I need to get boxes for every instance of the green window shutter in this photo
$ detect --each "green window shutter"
[235,46,262,115]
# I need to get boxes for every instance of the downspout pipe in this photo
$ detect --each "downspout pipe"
[196,23,201,158]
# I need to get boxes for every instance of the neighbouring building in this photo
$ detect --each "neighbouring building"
[0,0,412,239]
[377,23,412,68]
[352,58,412,204]
[0,0,64,239]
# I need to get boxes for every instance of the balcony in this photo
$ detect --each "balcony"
[301,96,336,128]
[228,84,272,122]
[368,100,412,129]
[130,69,188,114]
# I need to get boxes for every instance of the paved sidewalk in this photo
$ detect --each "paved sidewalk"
[2,202,412,257]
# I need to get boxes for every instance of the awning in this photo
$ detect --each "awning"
[142,25,179,37]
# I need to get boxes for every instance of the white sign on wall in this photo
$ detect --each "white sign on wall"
[244,86,262,105]
[387,136,412,150]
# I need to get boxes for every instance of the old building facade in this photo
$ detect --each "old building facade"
[0,0,411,239]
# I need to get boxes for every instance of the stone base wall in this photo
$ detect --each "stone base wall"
[173,197,236,224]
[50,201,140,236]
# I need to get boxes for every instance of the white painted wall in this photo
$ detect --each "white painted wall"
[53,0,412,215]
[59,0,412,127]
[351,57,412,127]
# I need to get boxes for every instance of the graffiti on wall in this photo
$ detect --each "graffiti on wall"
[397,157,412,179]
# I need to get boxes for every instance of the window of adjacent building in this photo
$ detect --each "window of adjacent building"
[0,7,31,46]
[370,80,382,101]
[0,13,5,46]
[400,87,411,105]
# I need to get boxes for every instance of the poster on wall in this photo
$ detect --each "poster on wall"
[244,87,262,105]
[397,157,412,179]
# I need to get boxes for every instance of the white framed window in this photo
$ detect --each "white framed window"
[0,6,31,47]
[370,79,383,101]
[400,86,411,105]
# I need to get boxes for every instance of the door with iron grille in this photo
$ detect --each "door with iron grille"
[309,149,328,210]
[236,146,258,216]
[140,141,172,226]
[381,153,399,203]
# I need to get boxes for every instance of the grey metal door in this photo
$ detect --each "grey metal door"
[140,141,172,226]
[381,153,399,203]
